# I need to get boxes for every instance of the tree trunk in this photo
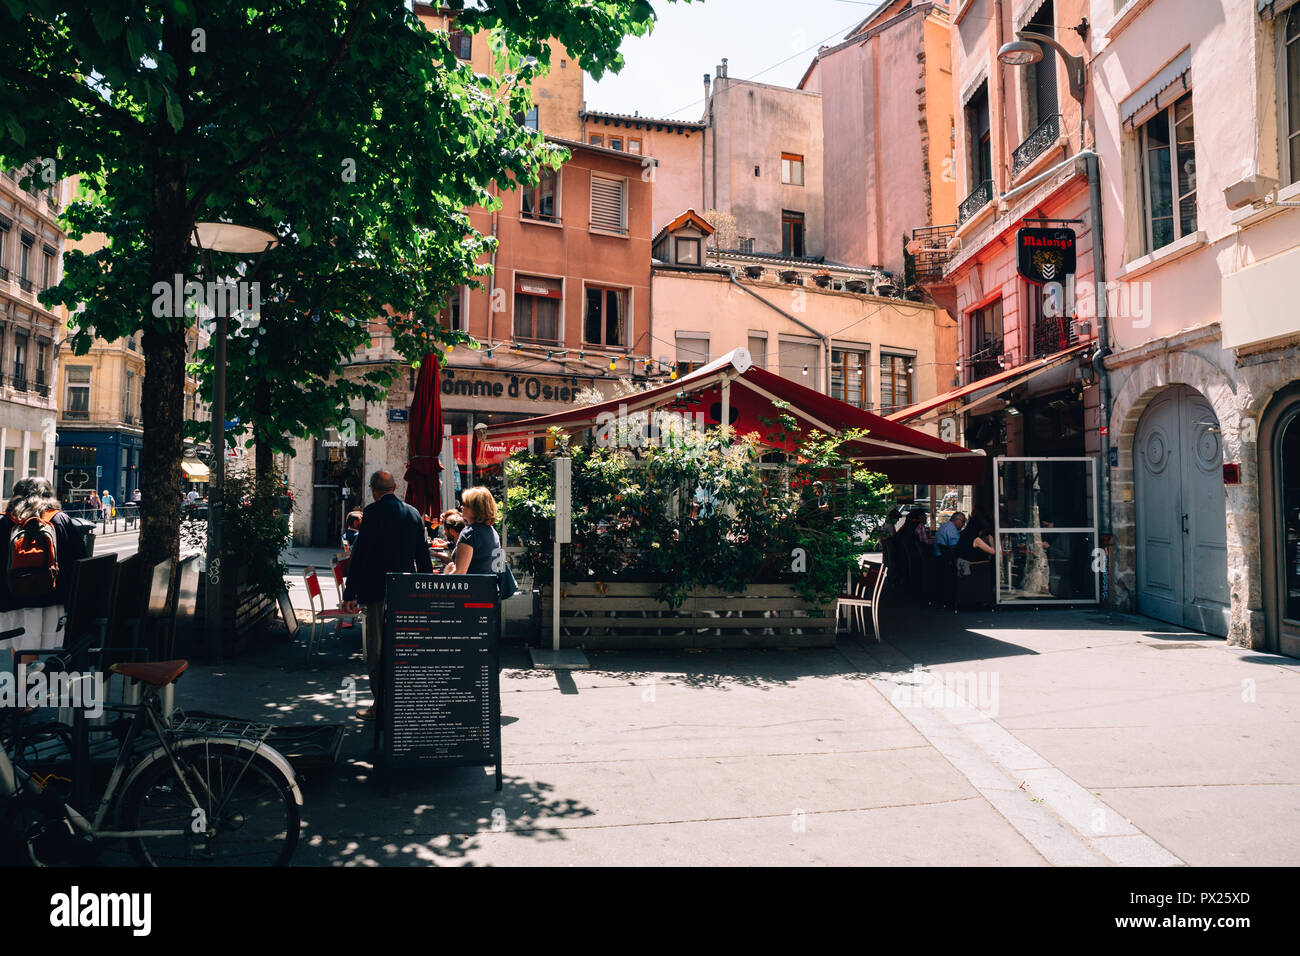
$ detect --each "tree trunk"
[139,168,190,570]
[139,15,192,573]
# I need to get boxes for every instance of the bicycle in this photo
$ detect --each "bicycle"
[1,628,302,866]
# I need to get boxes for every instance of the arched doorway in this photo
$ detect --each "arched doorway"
[1259,383,1300,658]
[1134,385,1229,635]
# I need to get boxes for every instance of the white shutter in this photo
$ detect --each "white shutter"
[590,175,626,233]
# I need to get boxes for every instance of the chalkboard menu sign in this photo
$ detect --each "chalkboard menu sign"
[382,573,501,790]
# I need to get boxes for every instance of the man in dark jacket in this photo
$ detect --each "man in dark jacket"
[342,470,432,720]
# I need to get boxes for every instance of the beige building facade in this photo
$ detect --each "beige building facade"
[0,163,64,497]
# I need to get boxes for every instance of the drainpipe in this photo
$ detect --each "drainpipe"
[728,272,831,394]
[1086,152,1113,550]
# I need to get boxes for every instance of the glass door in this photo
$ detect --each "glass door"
[993,457,1099,604]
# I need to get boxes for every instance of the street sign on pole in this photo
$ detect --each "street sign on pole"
[554,457,572,544]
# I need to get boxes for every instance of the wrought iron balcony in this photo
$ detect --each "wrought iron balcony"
[967,339,1003,384]
[1011,114,1062,178]
[17,277,34,292]
[0,266,7,280]
[958,179,994,226]
[1031,313,1078,358]
[11,374,27,393]
[910,224,956,282]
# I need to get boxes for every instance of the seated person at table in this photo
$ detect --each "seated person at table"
[433,512,465,562]
[908,507,934,547]
[342,510,363,550]
[956,514,996,562]
[934,511,966,556]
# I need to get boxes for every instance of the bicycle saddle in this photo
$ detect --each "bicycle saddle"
[110,660,189,686]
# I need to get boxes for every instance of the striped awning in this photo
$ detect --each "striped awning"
[181,460,210,480]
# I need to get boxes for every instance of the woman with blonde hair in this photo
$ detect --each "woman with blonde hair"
[443,487,501,576]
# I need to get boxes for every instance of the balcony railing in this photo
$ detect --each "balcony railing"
[0,266,7,280]
[10,374,27,392]
[17,277,34,293]
[910,224,957,282]
[967,339,1003,384]
[958,179,994,226]
[1011,114,1062,178]
[1031,314,1078,358]
[64,409,90,421]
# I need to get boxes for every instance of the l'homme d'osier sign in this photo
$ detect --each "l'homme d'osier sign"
[440,369,590,405]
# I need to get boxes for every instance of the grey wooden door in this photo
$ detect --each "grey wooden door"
[1135,386,1229,636]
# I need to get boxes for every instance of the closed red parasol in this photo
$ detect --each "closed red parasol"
[404,353,442,519]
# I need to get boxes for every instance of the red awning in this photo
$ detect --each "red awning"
[480,349,987,485]
[885,343,1090,424]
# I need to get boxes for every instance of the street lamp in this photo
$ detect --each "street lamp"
[190,221,277,663]
[997,30,1086,105]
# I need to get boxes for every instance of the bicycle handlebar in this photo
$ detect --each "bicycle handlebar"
[29,629,100,676]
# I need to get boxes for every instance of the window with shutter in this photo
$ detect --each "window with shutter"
[590,175,626,234]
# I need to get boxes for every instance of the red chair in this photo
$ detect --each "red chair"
[302,566,364,659]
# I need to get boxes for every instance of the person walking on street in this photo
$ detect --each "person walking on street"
[101,490,115,522]
[86,489,101,523]
[341,470,432,722]
[0,477,89,653]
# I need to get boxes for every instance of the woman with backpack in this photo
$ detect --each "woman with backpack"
[0,477,88,653]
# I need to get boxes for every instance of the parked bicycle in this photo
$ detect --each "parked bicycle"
[1,628,302,866]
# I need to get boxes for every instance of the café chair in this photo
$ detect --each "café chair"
[302,566,364,660]
[837,561,887,643]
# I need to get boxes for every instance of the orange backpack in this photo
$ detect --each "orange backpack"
[6,509,60,599]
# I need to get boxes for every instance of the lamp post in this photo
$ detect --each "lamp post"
[190,222,277,663]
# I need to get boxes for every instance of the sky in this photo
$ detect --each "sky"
[584,0,891,120]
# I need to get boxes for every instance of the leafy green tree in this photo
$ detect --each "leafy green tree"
[0,0,677,569]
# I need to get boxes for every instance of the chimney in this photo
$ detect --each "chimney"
[703,73,711,98]
[720,57,729,78]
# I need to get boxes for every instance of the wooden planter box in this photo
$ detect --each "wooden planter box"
[539,581,835,649]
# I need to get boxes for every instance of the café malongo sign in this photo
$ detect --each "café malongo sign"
[1016,227,1076,284]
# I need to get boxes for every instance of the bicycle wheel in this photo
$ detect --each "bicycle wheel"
[119,741,299,866]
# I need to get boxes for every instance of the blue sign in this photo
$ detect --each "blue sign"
[225,417,241,430]
[388,408,410,423]
[1109,447,1118,468]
